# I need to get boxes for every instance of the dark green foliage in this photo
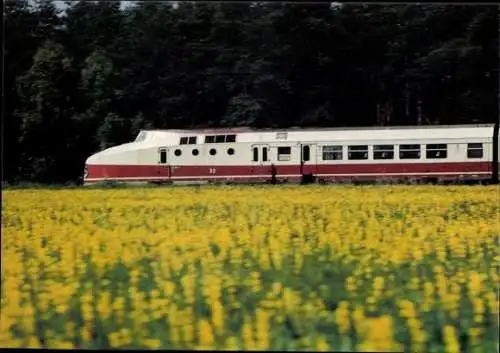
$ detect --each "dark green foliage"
[3,1,499,184]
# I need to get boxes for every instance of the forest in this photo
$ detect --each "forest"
[4,1,499,184]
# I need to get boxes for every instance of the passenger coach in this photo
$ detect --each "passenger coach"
[84,124,500,185]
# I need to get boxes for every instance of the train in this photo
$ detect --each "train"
[84,123,500,186]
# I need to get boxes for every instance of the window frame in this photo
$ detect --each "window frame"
[348,145,369,160]
[399,144,421,160]
[426,144,448,159]
[467,143,484,159]
[262,147,268,162]
[205,135,237,143]
[373,145,394,160]
[159,149,167,164]
[302,145,310,162]
[322,145,343,161]
[277,146,292,161]
[253,147,259,162]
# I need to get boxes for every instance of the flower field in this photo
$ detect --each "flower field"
[1,185,499,351]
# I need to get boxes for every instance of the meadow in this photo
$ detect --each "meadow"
[1,185,499,351]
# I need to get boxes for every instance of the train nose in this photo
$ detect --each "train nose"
[84,150,104,184]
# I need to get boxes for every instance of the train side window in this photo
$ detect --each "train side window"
[209,148,217,156]
[159,149,167,164]
[322,145,342,160]
[192,149,199,156]
[373,145,394,160]
[215,135,225,143]
[188,136,197,144]
[426,144,447,159]
[262,147,268,161]
[226,135,236,143]
[180,137,188,145]
[277,147,291,161]
[205,136,215,143]
[303,145,310,162]
[348,145,368,160]
[467,143,483,158]
[174,149,182,156]
[399,144,421,159]
[253,147,259,162]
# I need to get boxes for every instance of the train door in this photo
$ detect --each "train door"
[158,147,170,181]
[251,144,271,181]
[300,143,317,183]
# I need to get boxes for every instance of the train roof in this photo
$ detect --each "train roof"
[136,124,495,144]
[142,123,495,134]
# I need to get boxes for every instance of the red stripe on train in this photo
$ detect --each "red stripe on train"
[86,162,491,180]
[83,174,489,185]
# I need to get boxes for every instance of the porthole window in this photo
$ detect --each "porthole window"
[192,149,199,156]
[174,149,182,156]
[209,148,217,156]
[227,148,235,155]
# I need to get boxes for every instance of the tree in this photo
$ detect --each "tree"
[3,3,499,184]
[16,40,78,182]
[4,0,56,182]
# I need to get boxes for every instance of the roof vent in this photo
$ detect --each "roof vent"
[276,132,288,140]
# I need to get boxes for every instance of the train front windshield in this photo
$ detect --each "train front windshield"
[135,131,147,142]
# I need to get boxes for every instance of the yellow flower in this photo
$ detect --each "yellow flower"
[335,301,351,334]
[2,185,498,351]
[315,335,330,351]
[143,338,162,349]
[197,319,214,348]
[255,308,270,350]
[357,315,402,352]
[80,324,92,344]
[443,325,460,353]
[224,336,240,350]
[241,317,255,350]
[468,327,482,346]
[96,292,112,320]
[108,332,122,348]
[210,299,224,334]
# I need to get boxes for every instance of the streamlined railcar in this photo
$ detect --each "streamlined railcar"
[84,124,500,185]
